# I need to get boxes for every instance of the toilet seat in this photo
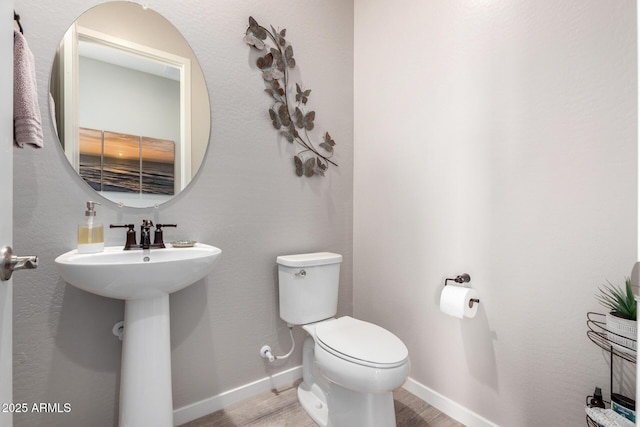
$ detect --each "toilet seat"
[315,317,408,369]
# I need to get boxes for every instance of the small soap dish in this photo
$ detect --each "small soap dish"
[170,240,197,248]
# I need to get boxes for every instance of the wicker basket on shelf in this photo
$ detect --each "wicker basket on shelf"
[605,312,637,354]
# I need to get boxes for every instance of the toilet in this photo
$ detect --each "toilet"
[277,252,410,427]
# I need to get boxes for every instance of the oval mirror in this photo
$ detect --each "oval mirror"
[49,1,210,208]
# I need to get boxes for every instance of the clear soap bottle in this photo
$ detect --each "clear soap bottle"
[78,201,104,253]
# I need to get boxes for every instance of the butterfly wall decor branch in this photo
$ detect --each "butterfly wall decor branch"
[244,16,337,177]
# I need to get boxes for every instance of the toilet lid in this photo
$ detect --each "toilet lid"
[315,317,408,368]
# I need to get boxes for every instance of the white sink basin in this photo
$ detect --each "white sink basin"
[55,243,221,300]
[54,242,221,426]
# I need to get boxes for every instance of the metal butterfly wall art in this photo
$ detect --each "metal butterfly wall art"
[244,16,337,178]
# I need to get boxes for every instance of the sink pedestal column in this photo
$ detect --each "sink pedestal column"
[119,294,173,427]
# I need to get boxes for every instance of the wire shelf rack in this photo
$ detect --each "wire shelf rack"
[586,312,636,364]
[585,312,636,426]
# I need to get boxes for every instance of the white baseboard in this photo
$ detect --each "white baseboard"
[403,377,499,427]
[173,369,497,427]
[172,365,303,426]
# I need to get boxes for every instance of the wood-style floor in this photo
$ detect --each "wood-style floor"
[179,381,464,427]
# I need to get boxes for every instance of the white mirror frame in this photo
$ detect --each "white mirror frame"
[58,24,192,205]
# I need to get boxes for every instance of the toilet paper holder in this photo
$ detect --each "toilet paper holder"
[445,273,471,286]
[444,273,480,308]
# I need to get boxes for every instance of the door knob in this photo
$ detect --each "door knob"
[0,246,38,281]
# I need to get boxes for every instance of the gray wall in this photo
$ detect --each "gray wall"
[12,0,353,426]
[354,1,636,426]
[13,0,638,426]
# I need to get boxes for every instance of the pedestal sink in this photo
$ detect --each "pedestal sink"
[55,243,221,427]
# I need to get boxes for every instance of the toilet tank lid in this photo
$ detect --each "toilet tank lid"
[277,252,343,267]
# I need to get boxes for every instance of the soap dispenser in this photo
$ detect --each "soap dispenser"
[78,201,104,253]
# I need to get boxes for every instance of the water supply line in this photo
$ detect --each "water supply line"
[260,325,295,362]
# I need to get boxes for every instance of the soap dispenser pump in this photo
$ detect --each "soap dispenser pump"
[78,201,104,254]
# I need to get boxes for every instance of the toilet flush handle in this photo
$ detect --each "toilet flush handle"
[295,269,306,277]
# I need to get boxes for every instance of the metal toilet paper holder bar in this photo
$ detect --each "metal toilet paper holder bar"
[444,273,480,308]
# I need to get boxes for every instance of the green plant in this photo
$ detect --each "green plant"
[596,277,637,320]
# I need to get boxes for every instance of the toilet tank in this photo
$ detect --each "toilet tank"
[277,252,343,325]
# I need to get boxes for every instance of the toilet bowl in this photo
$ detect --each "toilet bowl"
[314,316,410,393]
[298,316,410,427]
[277,253,410,427]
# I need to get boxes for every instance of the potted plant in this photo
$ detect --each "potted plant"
[596,278,637,354]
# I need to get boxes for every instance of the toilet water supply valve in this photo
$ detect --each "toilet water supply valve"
[260,326,295,363]
[260,345,276,362]
[112,321,124,341]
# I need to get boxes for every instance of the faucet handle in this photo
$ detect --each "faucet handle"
[153,224,177,248]
[156,224,177,229]
[109,224,137,250]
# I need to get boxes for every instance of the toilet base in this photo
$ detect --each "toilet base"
[326,384,396,427]
[298,380,397,427]
[298,382,328,426]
